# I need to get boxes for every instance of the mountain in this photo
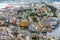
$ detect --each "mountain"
[0,0,60,3]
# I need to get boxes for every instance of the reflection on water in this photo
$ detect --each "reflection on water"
[50,24,60,37]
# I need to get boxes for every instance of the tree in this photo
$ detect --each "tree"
[35,8,38,11]
[12,27,19,38]
[42,2,47,5]
[30,12,36,16]
[32,16,38,22]
[42,2,57,13]
[42,2,57,17]
[3,22,9,27]
[17,10,20,14]
[48,38,51,40]
[24,9,32,12]
[32,35,39,40]
[12,31,19,38]
[43,14,47,16]
[41,13,47,18]
[53,13,57,17]
[46,5,57,17]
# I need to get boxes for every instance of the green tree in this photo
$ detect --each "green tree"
[46,5,57,17]
[30,12,36,16]
[32,35,39,40]
[32,16,38,22]
[24,9,32,12]
[46,5,57,13]
[3,22,9,27]
[35,8,38,11]
[41,13,47,18]
[53,13,57,17]
[48,38,51,40]
[42,2,57,17]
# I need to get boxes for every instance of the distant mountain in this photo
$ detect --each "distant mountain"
[50,0,60,2]
[0,0,60,3]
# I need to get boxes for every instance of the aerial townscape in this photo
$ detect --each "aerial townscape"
[0,0,60,40]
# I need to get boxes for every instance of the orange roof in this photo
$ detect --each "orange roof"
[19,21,30,27]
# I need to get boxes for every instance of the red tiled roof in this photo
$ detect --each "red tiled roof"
[6,5,14,8]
